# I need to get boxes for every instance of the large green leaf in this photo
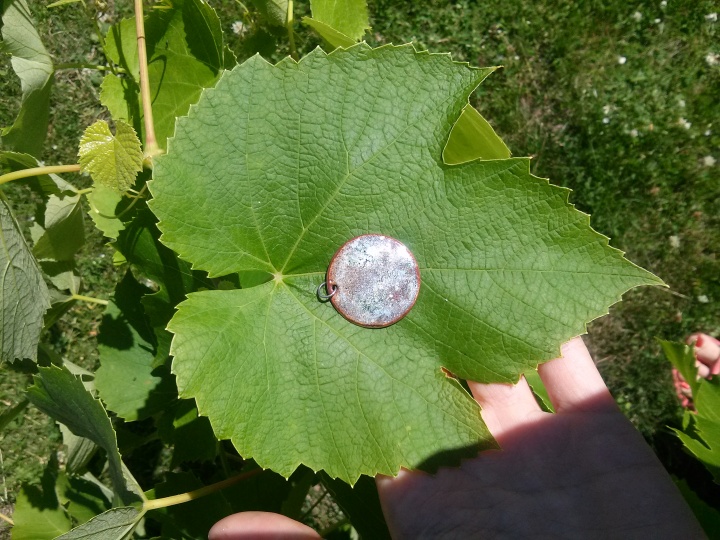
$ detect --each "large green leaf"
[0,0,54,157]
[94,272,177,421]
[26,366,142,505]
[101,0,227,149]
[0,194,50,362]
[149,44,661,483]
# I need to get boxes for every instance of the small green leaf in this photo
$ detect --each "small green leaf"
[26,366,142,505]
[0,194,50,362]
[57,475,112,526]
[54,507,142,540]
[10,458,71,540]
[78,120,143,194]
[252,0,288,27]
[0,0,54,157]
[32,193,85,261]
[0,397,28,432]
[443,103,511,164]
[94,272,177,421]
[59,423,98,474]
[309,0,369,41]
[302,17,355,49]
[85,185,125,240]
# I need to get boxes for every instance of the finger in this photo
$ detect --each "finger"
[537,336,617,413]
[209,512,321,540]
[468,376,542,441]
[689,333,720,373]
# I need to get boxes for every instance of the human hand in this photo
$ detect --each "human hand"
[376,337,704,539]
[209,337,703,539]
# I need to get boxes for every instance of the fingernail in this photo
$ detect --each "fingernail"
[696,335,704,348]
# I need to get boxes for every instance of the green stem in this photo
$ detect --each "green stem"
[55,62,123,73]
[134,0,162,160]
[287,0,298,61]
[71,294,109,306]
[0,165,81,187]
[75,187,94,195]
[115,183,148,219]
[143,469,262,511]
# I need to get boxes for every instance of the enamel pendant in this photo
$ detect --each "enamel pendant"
[318,234,421,328]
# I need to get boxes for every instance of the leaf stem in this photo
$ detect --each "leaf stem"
[55,62,123,73]
[134,0,162,160]
[142,469,262,511]
[287,0,298,61]
[0,512,13,526]
[75,187,94,195]
[0,165,81,186]
[71,294,109,306]
[115,183,148,219]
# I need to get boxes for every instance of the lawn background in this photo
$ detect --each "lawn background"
[1,0,719,534]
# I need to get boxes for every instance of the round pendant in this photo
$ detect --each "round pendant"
[325,234,420,328]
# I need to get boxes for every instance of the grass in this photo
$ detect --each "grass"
[1,0,719,533]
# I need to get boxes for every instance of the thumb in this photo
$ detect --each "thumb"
[209,511,321,539]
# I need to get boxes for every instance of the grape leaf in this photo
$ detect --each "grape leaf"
[101,0,228,149]
[443,104,511,164]
[94,272,177,421]
[662,340,720,482]
[86,185,125,240]
[78,120,142,193]
[149,44,661,483]
[27,366,142,505]
[0,0,54,157]
[55,507,142,540]
[309,0,369,41]
[32,192,85,261]
[11,475,72,540]
[302,17,355,49]
[0,194,50,362]
[252,0,288,27]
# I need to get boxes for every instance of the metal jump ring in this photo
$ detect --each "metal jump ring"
[316,281,338,301]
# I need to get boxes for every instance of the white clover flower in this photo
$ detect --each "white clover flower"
[618,55,627,64]
[660,0,667,8]
[632,11,643,21]
[654,18,662,24]
[678,98,686,108]
[669,235,680,249]
[678,117,691,129]
[706,12,717,22]
[231,20,246,35]
[602,117,610,124]
[703,155,716,167]
[629,129,639,137]
[602,104,612,115]
[706,52,719,66]
[698,295,710,304]
[704,129,712,136]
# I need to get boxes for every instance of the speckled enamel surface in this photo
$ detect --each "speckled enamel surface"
[327,234,420,328]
